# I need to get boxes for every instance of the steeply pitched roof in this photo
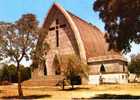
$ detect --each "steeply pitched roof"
[67,11,123,59]
[43,3,126,62]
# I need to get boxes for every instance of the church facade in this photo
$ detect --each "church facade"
[32,3,128,85]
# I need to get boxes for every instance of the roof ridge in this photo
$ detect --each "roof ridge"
[67,11,94,26]
[67,11,102,32]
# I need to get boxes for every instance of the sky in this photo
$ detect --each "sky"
[0,0,140,65]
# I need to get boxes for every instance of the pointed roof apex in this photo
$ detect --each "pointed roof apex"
[52,2,61,8]
[50,2,65,12]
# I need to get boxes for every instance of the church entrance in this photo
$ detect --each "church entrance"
[53,55,61,75]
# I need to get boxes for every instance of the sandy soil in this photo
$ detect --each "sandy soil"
[0,83,140,100]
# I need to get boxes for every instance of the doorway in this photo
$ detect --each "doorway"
[53,55,61,75]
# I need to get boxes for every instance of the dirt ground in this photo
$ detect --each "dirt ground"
[0,83,140,100]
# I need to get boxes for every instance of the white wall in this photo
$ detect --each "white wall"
[89,73,128,85]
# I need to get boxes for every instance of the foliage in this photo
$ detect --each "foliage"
[8,64,18,83]
[31,28,49,70]
[0,13,38,97]
[0,64,31,83]
[93,0,140,53]
[0,14,38,63]
[59,54,89,89]
[0,64,9,81]
[20,65,31,82]
[128,54,140,75]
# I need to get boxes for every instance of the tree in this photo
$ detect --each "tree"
[0,64,9,81]
[20,65,31,82]
[31,28,49,77]
[128,54,140,75]
[93,0,140,53]
[0,14,38,98]
[8,64,17,83]
[0,64,31,84]
[58,55,89,90]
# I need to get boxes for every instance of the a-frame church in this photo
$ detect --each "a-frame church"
[30,3,128,85]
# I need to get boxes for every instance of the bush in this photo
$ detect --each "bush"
[0,64,31,84]
[59,54,89,89]
[8,64,17,83]
[20,66,31,82]
[0,64,9,81]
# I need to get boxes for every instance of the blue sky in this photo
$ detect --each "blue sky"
[0,0,104,30]
[0,0,140,65]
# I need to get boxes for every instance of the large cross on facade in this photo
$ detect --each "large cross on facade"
[49,19,66,47]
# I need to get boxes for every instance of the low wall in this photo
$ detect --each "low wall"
[89,73,128,85]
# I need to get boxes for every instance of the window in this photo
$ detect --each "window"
[100,64,105,73]
[122,75,124,79]
[43,60,47,76]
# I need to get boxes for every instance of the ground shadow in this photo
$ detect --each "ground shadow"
[58,87,90,91]
[91,94,140,99]
[1,94,51,99]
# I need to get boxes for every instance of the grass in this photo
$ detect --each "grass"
[0,83,140,100]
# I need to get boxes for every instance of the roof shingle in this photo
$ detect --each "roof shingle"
[67,11,120,59]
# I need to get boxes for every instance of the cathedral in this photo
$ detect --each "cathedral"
[31,3,128,85]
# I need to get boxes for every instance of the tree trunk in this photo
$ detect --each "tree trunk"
[17,62,23,98]
[62,79,65,90]
[70,80,74,89]
[71,84,74,89]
